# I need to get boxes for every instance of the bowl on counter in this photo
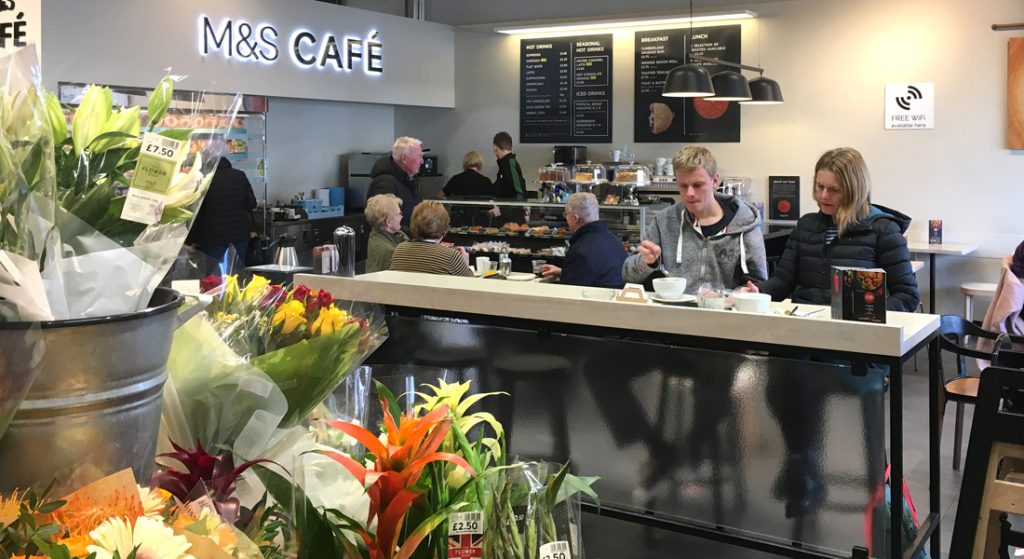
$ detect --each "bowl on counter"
[732,292,771,313]
[652,277,687,300]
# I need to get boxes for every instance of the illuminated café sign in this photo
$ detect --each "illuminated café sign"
[199,16,383,74]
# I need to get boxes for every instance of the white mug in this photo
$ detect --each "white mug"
[476,257,491,272]
[612,150,622,162]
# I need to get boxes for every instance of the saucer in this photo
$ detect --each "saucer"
[650,293,697,305]
[506,272,536,281]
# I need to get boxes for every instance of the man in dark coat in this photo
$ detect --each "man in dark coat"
[540,192,627,288]
[366,136,424,228]
[188,157,257,270]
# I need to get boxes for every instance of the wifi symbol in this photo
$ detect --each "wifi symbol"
[895,85,923,111]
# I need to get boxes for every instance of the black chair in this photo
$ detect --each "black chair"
[950,366,1024,557]
[938,315,1007,470]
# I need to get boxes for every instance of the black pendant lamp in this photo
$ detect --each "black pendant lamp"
[708,70,752,101]
[662,64,715,97]
[662,0,715,98]
[742,76,784,104]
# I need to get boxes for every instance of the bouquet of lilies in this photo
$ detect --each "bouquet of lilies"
[0,46,242,321]
[160,274,387,464]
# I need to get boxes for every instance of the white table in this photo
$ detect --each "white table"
[907,241,978,313]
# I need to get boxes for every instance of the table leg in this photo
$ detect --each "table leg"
[929,337,942,558]
[929,253,937,314]
[890,356,904,559]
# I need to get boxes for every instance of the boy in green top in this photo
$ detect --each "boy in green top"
[492,131,526,200]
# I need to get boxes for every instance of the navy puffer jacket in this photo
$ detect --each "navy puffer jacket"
[757,204,920,312]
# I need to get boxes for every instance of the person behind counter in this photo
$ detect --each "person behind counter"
[539,192,627,288]
[621,145,767,293]
[738,146,919,310]
[364,194,409,274]
[186,157,257,272]
[367,136,424,228]
[441,150,499,227]
[442,151,494,198]
[491,131,526,201]
[389,200,473,277]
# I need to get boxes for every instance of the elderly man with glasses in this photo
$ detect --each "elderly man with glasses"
[539,192,628,288]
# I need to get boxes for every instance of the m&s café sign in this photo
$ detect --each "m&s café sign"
[199,15,383,75]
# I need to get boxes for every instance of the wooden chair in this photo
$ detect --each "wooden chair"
[939,315,1007,470]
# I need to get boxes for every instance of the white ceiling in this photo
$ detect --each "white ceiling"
[425,0,788,27]
[317,0,791,27]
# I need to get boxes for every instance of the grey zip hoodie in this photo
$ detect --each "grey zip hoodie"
[622,193,768,293]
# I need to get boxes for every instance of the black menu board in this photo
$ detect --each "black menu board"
[634,25,741,143]
[520,35,613,144]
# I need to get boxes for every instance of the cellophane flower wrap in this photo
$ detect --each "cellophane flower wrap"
[0,47,51,442]
[161,274,388,461]
[43,74,242,319]
[0,45,243,321]
[0,47,57,322]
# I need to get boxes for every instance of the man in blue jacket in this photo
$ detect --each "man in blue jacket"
[540,192,627,288]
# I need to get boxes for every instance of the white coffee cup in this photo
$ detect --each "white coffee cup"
[612,150,622,162]
[476,257,491,272]
[652,277,687,299]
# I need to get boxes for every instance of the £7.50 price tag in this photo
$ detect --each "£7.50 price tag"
[539,541,571,559]
[121,132,189,225]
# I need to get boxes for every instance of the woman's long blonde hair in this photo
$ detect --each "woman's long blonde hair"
[815,147,870,237]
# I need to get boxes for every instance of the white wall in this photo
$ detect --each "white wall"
[41,0,455,108]
[266,98,395,203]
[396,0,1024,317]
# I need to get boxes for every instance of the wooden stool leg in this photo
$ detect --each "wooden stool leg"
[954,401,965,470]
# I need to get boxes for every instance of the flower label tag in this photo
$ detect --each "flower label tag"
[539,541,571,559]
[122,132,189,224]
[448,510,483,558]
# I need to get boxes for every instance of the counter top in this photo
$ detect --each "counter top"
[298,271,939,358]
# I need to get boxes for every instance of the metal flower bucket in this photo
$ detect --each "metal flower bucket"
[0,288,197,493]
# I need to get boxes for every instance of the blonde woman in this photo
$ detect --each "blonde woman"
[389,201,473,277]
[742,147,919,310]
[365,194,408,273]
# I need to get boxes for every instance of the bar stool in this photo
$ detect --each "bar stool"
[961,282,997,322]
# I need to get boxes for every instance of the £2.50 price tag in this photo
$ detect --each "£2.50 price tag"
[447,511,483,559]
[121,132,188,225]
[539,541,571,559]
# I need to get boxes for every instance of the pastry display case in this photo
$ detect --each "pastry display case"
[439,200,667,272]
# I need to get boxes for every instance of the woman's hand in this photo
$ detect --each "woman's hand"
[734,280,760,294]
[456,246,470,266]
[637,240,662,265]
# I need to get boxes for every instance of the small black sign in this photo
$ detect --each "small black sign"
[520,35,613,144]
[768,176,800,220]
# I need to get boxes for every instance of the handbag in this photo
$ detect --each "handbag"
[863,464,930,559]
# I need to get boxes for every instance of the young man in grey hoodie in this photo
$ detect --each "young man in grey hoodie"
[622,146,767,293]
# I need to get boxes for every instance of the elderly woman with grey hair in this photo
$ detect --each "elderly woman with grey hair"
[364,194,409,273]
[539,192,628,288]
